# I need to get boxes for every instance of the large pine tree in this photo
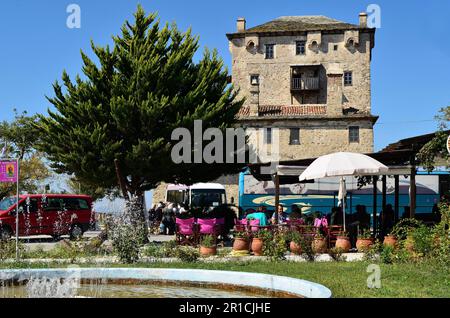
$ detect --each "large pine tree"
[37,6,244,202]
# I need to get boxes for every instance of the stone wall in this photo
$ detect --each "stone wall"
[229,32,372,113]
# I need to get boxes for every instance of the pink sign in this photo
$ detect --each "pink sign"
[0,161,18,183]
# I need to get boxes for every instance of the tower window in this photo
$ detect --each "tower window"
[344,71,353,86]
[250,74,259,85]
[349,126,360,143]
[295,41,306,55]
[265,44,275,59]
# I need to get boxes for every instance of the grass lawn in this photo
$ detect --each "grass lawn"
[1,260,449,298]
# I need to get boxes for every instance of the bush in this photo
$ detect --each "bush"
[380,245,394,264]
[300,235,317,262]
[380,245,410,264]
[175,247,199,263]
[409,225,433,256]
[260,229,287,260]
[363,241,382,262]
[328,247,347,262]
[0,240,25,260]
[391,218,423,240]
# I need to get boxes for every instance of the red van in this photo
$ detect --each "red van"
[0,194,94,240]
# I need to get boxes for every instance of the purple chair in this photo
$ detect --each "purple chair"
[197,218,221,244]
[175,218,196,246]
[197,218,218,235]
[234,218,247,232]
[249,219,260,232]
[215,217,226,237]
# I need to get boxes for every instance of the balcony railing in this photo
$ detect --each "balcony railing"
[291,77,319,91]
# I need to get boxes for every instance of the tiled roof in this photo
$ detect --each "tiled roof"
[228,16,363,39]
[237,105,327,118]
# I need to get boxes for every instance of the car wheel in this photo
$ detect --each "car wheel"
[0,227,12,240]
[69,225,84,240]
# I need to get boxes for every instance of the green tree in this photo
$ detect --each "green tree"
[0,111,50,199]
[417,106,450,171]
[36,6,244,236]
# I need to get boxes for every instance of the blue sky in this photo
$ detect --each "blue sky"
[0,0,449,151]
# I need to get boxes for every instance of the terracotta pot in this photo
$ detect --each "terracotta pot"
[251,238,264,256]
[233,238,249,251]
[335,236,351,253]
[199,245,217,257]
[289,241,302,255]
[383,235,398,248]
[312,238,327,253]
[356,238,374,252]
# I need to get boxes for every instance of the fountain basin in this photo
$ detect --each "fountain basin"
[0,268,331,298]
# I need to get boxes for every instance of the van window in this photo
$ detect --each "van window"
[19,198,38,213]
[63,198,90,210]
[43,198,63,211]
[0,197,17,211]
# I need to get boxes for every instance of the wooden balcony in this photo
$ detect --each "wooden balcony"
[291,77,319,91]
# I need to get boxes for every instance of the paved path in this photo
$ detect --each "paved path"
[19,231,176,251]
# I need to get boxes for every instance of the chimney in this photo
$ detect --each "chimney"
[237,17,246,32]
[326,64,344,116]
[359,12,368,27]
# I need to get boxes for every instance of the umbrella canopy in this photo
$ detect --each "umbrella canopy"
[299,152,389,181]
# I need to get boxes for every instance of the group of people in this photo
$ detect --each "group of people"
[148,201,238,236]
[244,204,304,226]
[149,202,190,235]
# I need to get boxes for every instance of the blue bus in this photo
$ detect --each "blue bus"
[238,168,449,220]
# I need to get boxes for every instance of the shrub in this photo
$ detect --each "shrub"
[142,241,180,258]
[380,245,410,264]
[0,240,25,260]
[328,247,347,262]
[286,230,302,245]
[175,247,199,263]
[363,241,382,262]
[380,245,394,264]
[391,218,423,240]
[300,235,317,262]
[409,225,433,256]
[260,229,287,260]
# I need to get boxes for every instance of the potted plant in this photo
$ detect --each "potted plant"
[335,231,351,253]
[356,229,374,252]
[383,233,398,248]
[312,232,327,254]
[199,235,217,257]
[251,230,266,256]
[288,231,302,255]
[232,231,250,252]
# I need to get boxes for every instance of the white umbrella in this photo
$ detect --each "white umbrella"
[299,152,389,181]
[299,152,389,231]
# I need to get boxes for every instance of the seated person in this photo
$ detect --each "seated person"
[329,207,343,226]
[271,204,289,224]
[246,207,268,227]
[288,204,303,221]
